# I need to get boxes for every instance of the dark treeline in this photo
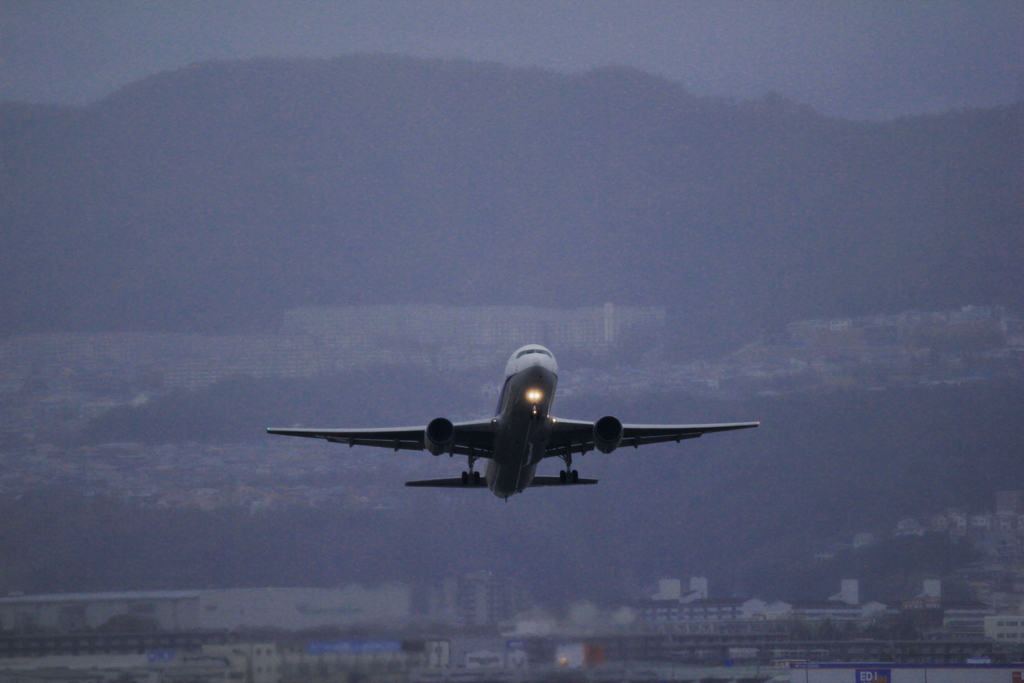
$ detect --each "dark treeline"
[10,376,1020,605]
[0,484,985,608]
[1,55,1022,355]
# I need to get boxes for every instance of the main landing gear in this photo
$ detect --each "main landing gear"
[461,454,481,485]
[559,452,579,484]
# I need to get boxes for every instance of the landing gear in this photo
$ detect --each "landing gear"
[559,451,580,484]
[462,455,482,485]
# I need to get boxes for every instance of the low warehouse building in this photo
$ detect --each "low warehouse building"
[0,585,410,634]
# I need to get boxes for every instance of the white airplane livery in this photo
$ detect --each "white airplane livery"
[268,344,758,500]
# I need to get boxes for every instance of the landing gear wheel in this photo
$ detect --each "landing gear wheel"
[560,452,575,485]
[461,471,469,485]
[472,471,481,484]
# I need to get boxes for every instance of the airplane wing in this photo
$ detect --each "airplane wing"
[544,418,759,457]
[266,419,496,457]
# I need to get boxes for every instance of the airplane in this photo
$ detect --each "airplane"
[267,344,758,500]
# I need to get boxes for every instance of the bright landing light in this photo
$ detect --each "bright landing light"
[525,388,543,403]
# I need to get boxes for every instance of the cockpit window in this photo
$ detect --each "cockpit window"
[516,348,552,359]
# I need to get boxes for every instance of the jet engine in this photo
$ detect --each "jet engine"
[593,415,624,454]
[424,417,456,455]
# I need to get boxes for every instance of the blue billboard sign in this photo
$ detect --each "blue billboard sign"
[146,649,176,663]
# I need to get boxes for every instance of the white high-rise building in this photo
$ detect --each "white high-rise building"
[829,579,859,606]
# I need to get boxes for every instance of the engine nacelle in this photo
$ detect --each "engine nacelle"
[425,417,456,456]
[593,415,624,454]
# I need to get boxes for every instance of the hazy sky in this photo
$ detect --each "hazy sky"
[2,1,1022,119]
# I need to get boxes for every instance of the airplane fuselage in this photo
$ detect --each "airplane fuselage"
[485,355,558,498]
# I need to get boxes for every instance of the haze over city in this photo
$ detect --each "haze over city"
[1,3,1023,681]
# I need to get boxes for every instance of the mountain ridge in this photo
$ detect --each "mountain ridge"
[2,55,1021,356]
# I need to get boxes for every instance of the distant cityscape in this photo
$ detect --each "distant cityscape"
[1,303,1020,441]
[1,304,1021,513]
[1,562,1023,680]
[0,441,417,512]
[812,490,1024,617]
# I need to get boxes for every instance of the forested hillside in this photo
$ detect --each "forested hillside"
[2,55,1021,355]
[3,374,1018,604]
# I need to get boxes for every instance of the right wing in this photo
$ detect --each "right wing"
[266,419,497,457]
[544,418,759,457]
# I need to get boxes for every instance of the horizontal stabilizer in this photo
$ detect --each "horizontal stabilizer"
[405,476,599,488]
[405,477,488,488]
[529,476,598,486]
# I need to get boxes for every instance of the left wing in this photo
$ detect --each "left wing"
[267,419,496,457]
[544,418,759,457]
